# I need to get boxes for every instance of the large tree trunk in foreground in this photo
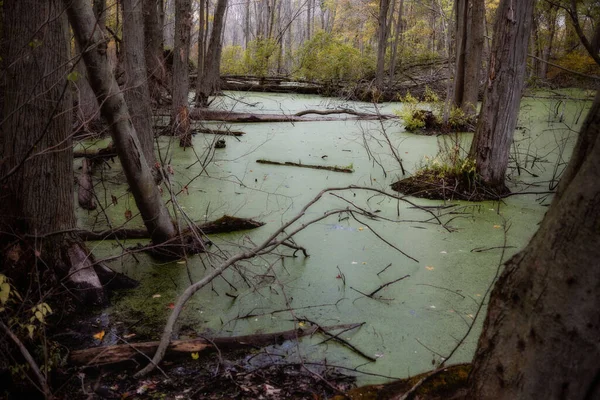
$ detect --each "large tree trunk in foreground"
[122,0,156,166]
[65,0,177,245]
[195,0,228,106]
[1,0,109,304]
[468,0,534,193]
[468,91,600,399]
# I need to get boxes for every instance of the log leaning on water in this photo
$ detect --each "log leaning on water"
[77,215,265,241]
[69,323,363,366]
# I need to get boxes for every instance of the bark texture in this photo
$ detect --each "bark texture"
[144,0,166,88]
[375,0,391,89]
[468,91,600,399]
[468,0,534,193]
[196,0,228,106]
[171,0,192,118]
[66,0,177,245]
[453,0,484,114]
[1,0,106,304]
[122,0,156,166]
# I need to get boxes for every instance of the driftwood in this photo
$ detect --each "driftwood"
[78,215,265,241]
[69,323,362,366]
[256,159,354,173]
[78,158,97,210]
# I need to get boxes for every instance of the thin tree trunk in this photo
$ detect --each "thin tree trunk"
[468,90,600,399]
[196,0,228,106]
[453,0,467,107]
[468,0,534,193]
[172,0,192,118]
[375,0,391,89]
[65,0,177,245]
[388,0,404,78]
[196,0,206,93]
[122,0,156,167]
[144,0,166,94]
[462,0,484,114]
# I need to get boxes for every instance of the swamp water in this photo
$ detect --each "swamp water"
[76,89,592,384]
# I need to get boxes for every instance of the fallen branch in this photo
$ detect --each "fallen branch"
[78,215,265,241]
[256,159,354,173]
[73,145,116,160]
[294,108,395,119]
[368,275,410,297]
[69,323,362,366]
[188,109,395,123]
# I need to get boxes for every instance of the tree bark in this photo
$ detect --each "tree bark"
[468,90,600,400]
[196,0,228,106]
[468,0,534,193]
[65,0,177,245]
[453,0,484,115]
[144,0,167,100]
[172,0,192,118]
[1,0,108,304]
[122,0,156,167]
[375,0,391,89]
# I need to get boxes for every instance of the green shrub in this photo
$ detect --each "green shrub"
[220,45,246,75]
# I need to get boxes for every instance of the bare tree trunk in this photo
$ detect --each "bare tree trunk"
[388,0,404,78]
[468,0,534,193]
[1,0,112,304]
[453,0,483,115]
[144,0,166,98]
[65,0,177,245]
[196,0,206,89]
[245,0,251,48]
[468,90,600,400]
[375,0,391,89]
[539,5,558,80]
[196,0,228,106]
[172,0,192,118]
[122,0,156,167]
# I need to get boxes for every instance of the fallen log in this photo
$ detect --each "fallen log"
[69,323,363,366]
[73,144,117,160]
[78,215,265,241]
[256,159,354,173]
[78,158,97,210]
[194,127,245,136]
[189,108,395,123]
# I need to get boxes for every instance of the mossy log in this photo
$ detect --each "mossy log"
[69,323,361,366]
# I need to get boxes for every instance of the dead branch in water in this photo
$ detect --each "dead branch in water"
[256,159,354,173]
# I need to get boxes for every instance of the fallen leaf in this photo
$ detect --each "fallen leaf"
[93,331,105,341]
[191,352,199,360]
[298,321,305,327]
[152,294,161,298]
[167,303,175,309]
[440,251,447,254]
[176,261,186,264]
[358,227,364,231]
[124,210,132,220]
[336,274,342,279]
[493,225,501,228]
[123,333,136,339]
[425,266,435,271]
[111,195,118,205]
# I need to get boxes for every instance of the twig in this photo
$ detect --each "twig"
[368,275,410,297]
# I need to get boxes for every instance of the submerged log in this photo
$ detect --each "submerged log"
[78,158,97,210]
[256,159,354,173]
[78,215,265,241]
[73,144,117,160]
[69,323,362,366]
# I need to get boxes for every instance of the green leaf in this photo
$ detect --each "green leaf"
[67,71,79,82]
[0,282,10,305]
